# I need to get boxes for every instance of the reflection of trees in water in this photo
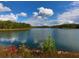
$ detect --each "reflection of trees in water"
[0,31,18,43]
[52,29,79,51]
[10,30,32,47]
[25,30,38,48]
[27,28,53,48]
[0,31,19,46]
[0,29,56,49]
[17,30,30,43]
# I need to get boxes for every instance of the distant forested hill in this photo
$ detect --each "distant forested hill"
[2,21,79,29]
[33,24,79,28]
[51,24,79,28]
[0,21,31,29]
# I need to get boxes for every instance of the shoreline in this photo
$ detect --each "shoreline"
[0,28,31,31]
[0,45,79,57]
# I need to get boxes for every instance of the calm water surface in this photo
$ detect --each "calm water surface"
[0,28,79,51]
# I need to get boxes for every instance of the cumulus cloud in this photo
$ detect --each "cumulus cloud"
[26,2,79,26]
[33,12,43,20]
[17,12,27,17]
[0,3,11,12]
[0,3,17,21]
[26,7,54,26]
[0,12,28,22]
[33,12,38,17]
[0,13,17,21]
[0,3,28,23]
[32,7,54,20]
[38,7,54,16]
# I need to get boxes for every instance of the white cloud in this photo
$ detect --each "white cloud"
[26,7,53,26]
[25,19,59,26]
[27,7,54,26]
[26,2,79,26]
[25,20,41,26]
[33,12,38,17]
[17,12,27,17]
[0,3,11,12]
[57,20,74,24]
[0,12,28,22]
[32,7,54,20]
[71,1,79,6]
[0,3,28,22]
[36,16,42,20]
[0,13,17,21]
[58,9,79,21]
[38,7,54,16]
[57,1,79,24]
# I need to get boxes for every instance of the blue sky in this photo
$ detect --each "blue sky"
[0,1,79,26]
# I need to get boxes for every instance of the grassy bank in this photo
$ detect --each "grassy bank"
[0,28,31,32]
[0,45,79,58]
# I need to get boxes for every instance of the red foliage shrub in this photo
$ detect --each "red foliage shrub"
[7,46,17,53]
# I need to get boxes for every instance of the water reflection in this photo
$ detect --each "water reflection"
[0,32,18,46]
[0,28,54,48]
[26,28,53,48]
[54,29,79,51]
[0,28,79,51]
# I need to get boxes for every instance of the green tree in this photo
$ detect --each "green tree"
[42,35,56,54]
[0,20,31,29]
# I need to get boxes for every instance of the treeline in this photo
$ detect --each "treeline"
[51,24,79,28]
[0,21,31,29]
[33,24,79,28]
[32,26,50,28]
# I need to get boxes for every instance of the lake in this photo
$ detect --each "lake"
[0,28,79,52]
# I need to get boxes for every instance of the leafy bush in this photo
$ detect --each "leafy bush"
[42,35,56,53]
